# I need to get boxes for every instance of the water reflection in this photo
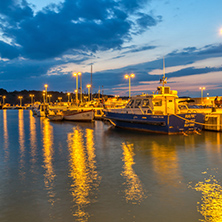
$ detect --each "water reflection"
[68,126,100,222]
[42,118,56,205]
[190,173,222,221]
[29,110,37,170]
[151,141,183,187]
[204,132,222,154]
[3,109,9,161]
[121,142,146,204]
[18,109,25,179]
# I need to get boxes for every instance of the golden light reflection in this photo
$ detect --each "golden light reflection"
[151,141,183,187]
[86,129,100,185]
[29,110,37,171]
[121,142,146,204]
[68,127,100,222]
[190,175,222,221]
[204,132,221,154]
[42,118,56,205]
[3,109,9,161]
[18,109,25,179]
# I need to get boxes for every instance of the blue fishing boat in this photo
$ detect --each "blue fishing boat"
[104,75,205,135]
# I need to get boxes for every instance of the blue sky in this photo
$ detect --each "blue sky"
[0,0,222,97]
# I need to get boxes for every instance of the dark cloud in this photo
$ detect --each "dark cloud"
[198,44,222,55]
[136,13,159,29]
[0,40,20,59]
[124,44,156,54]
[0,0,33,24]
[0,0,160,60]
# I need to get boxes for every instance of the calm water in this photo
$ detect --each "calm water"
[0,110,222,222]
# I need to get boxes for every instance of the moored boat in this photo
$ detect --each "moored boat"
[104,75,205,135]
[63,109,94,121]
[47,113,63,121]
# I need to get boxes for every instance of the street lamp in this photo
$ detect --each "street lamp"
[67,92,70,103]
[58,97,62,103]
[124,73,135,98]
[29,94,34,105]
[2,96,6,106]
[18,96,23,107]
[44,84,48,103]
[43,90,46,104]
[73,72,80,104]
[78,72,83,103]
[47,95,52,103]
[199,87,205,104]
[87,84,91,101]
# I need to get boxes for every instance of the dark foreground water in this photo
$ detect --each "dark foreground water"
[0,110,222,222]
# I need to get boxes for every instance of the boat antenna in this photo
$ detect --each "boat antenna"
[160,56,167,87]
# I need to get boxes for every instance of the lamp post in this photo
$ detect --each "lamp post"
[78,72,83,103]
[43,90,46,104]
[199,87,205,104]
[44,84,48,103]
[124,73,135,98]
[18,96,23,107]
[58,97,62,103]
[67,92,70,103]
[47,95,52,103]
[73,72,79,104]
[2,96,6,106]
[29,94,34,105]
[87,84,91,101]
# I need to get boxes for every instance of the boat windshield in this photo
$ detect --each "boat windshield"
[135,99,142,108]
[126,100,134,108]
[142,99,149,108]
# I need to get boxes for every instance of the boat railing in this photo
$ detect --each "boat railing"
[129,107,134,114]
[138,106,144,114]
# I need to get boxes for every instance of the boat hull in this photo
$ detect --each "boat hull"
[104,112,205,134]
[63,110,94,121]
[47,115,63,121]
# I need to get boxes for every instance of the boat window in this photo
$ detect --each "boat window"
[126,100,134,108]
[142,99,149,108]
[178,105,188,110]
[135,99,141,108]
[153,100,162,106]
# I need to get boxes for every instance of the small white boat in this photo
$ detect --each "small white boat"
[63,109,94,121]
[33,104,48,117]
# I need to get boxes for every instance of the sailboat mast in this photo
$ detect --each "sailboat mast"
[91,64,93,100]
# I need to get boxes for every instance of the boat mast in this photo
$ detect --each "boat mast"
[91,64,93,100]
[161,57,167,87]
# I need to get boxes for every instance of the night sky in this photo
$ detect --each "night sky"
[0,0,222,97]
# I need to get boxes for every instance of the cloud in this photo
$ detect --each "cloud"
[0,0,161,60]
[0,40,20,59]
[123,44,156,54]
[0,0,33,24]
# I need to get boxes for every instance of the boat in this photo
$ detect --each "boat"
[33,104,49,117]
[63,109,94,121]
[47,109,64,121]
[47,114,64,121]
[104,74,205,135]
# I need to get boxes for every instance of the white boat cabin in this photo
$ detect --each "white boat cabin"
[109,86,182,115]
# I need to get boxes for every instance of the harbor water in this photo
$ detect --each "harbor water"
[0,109,222,222]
